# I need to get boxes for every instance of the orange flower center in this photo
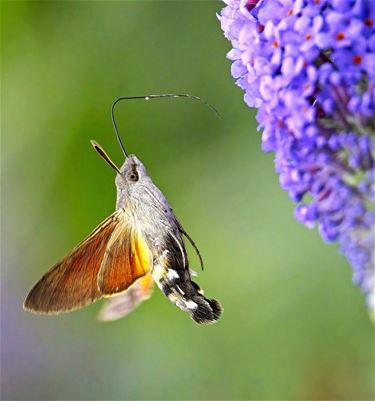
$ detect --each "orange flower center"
[336,32,345,40]
[353,55,362,65]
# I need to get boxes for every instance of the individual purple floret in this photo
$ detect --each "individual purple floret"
[219,0,375,317]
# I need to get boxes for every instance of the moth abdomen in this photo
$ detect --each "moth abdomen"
[189,295,222,325]
[152,261,222,324]
[186,281,222,324]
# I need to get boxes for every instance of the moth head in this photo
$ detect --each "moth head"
[90,140,147,187]
[119,155,147,184]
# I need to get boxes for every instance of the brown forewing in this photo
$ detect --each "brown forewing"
[97,222,152,296]
[23,210,124,314]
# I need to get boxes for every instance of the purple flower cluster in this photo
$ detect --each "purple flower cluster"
[220,0,375,316]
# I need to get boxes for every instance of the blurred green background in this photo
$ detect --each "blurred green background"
[1,1,373,400]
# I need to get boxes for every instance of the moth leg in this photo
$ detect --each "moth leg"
[179,228,204,271]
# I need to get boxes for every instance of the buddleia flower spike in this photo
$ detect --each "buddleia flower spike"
[219,0,375,318]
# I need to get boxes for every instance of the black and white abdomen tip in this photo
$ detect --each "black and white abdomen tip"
[153,263,222,325]
[188,295,222,324]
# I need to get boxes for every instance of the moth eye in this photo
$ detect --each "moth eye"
[128,171,139,182]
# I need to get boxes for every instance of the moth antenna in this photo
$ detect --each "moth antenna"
[111,93,221,158]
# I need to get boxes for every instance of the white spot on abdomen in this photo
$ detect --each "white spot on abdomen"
[167,269,179,280]
[186,300,198,310]
[176,285,185,295]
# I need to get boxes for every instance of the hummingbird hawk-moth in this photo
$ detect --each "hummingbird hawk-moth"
[23,94,222,324]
